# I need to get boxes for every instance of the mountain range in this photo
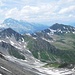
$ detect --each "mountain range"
[29,23,75,63]
[0,18,49,34]
[0,19,75,75]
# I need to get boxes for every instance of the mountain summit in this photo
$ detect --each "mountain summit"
[42,23,75,35]
[50,23,75,31]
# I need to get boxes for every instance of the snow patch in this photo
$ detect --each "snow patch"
[42,37,53,43]
[73,32,75,34]
[19,42,21,44]
[0,24,6,28]
[26,33,31,36]
[26,49,31,53]
[57,29,61,32]
[23,45,26,48]
[14,45,22,49]
[50,29,56,34]
[36,67,73,75]
[33,33,36,36]
[63,26,65,29]
[66,32,68,33]
[0,40,8,43]
[6,36,9,39]
[5,55,17,62]
[0,66,12,73]
[22,38,24,42]
[10,40,14,45]
[33,37,36,39]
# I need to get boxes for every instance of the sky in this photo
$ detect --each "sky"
[0,0,75,25]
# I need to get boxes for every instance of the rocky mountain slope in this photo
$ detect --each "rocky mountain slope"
[0,28,46,75]
[27,23,75,63]
[0,23,75,75]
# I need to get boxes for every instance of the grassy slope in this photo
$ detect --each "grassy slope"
[8,48,25,60]
[24,33,75,63]
[51,33,75,50]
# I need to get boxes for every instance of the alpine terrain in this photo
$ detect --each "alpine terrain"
[0,20,75,75]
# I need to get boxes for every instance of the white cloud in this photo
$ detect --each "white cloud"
[0,0,75,24]
[0,9,6,22]
[5,8,20,20]
[0,0,4,6]
[5,6,39,21]
[59,5,75,14]
[5,3,59,22]
[21,6,40,14]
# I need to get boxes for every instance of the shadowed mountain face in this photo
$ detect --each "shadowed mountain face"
[50,23,75,30]
[0,28,23,41]
[0,28,25,59]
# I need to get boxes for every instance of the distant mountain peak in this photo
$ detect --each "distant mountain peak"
[3,18,18,23]
[4,18,14,21]
[0,18,49,34]
[50,23,75,30]
[40,23,75,35]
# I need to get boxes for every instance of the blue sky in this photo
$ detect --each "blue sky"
[0,0,75,25]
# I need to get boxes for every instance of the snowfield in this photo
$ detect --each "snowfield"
[36,67,74,75]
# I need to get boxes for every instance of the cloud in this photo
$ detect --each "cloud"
[21,6,40,14]
[0,0,4,6]
[5,8,20,20]
[59,5,75,14]
[0,0,75,24]
[5,3,58,22]
[5,6,39,21]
